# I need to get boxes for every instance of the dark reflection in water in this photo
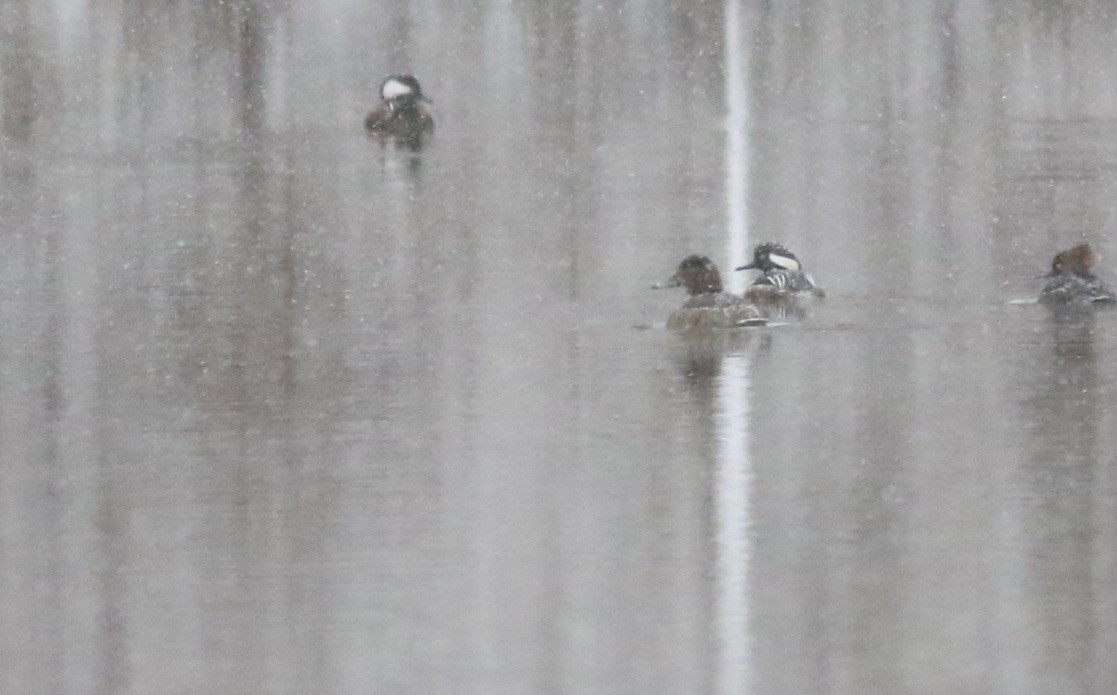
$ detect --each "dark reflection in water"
[1013,305,1114,695]
[1,0,38,144]
[3,1,1117,694]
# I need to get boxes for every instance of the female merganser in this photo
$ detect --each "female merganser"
[1039,243,1116,305]
[654,255,768,330]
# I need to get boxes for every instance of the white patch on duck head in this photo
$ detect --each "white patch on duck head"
[381,78,414,101]
[767,251,800,270]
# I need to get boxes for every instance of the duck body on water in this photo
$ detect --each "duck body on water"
[365,74,434,149]
[654,255,768,330]
[735,242,825,303]
[1038,243,1116,305]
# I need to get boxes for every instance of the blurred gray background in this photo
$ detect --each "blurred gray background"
[2,1,1116,693]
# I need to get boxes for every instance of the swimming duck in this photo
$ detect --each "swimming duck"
[365,75,434,148]
[736,242,825,301]
[654,255,768,330]
[1039,243,1116,305]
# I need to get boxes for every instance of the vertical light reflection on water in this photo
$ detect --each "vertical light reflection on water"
[715,355,751,695]
[724,0,748,294]
[717,2,751,694]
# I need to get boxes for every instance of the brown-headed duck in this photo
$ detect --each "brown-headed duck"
[654,255,768,330]
[1039,243,1116,304]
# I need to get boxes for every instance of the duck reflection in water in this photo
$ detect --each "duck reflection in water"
[1049,306,1100,362]
[653,255,768,331]
[365,74,434,151]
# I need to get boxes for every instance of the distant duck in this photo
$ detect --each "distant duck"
[736,242,825,301]
[1038,243,1116,305]
[654,255,768,330]
[365,75,434,148]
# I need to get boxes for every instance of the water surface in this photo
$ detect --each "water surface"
[1,1,1116,694]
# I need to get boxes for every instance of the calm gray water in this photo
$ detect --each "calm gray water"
[2,1,1117,693]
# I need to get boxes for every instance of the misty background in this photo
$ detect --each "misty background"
[2,1,1116,693]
